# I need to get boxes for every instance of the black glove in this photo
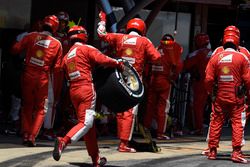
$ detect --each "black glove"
[116,59,125,72]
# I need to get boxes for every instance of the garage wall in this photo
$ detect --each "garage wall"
[0,0,31,29]
[144,10,191,58]
[111,7,191,59]
[31,0,96,43]
[31,0,89,26]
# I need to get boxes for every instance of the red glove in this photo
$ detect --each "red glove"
[99,11,106,22]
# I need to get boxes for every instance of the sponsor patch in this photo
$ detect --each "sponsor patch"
[68,48,77,59]
[36,40,51,48]
[219,54,233,63]
[152,65,163,71]
[30,57,44,66]
[36,50,44,58]
[123,37,137,45]
[219,75,233,82]
[221,66,230,74]
[125,48,133,56]
[69,71,81,80]
[67,62,76,72]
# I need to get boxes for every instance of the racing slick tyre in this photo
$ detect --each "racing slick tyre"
[94,61,144,113]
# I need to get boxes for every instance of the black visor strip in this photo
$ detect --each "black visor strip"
[68,30,87,36]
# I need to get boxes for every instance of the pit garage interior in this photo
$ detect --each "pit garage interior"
[0,0,250,127]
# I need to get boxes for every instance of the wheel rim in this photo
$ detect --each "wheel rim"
[121,66,140,92]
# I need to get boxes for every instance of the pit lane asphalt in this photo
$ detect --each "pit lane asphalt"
[0,128,250,167]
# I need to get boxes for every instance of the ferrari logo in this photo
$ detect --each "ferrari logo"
[36,36,42,41]
[222,66,230,74]
[219,54,224,60]
[125,48,133,56]
[36,50,44,58]
[123,36,128,41]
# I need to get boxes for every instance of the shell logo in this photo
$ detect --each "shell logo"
[222,66,230,74]
[68,62,76,71]
[36,50,44,58]
[125,48,133,56]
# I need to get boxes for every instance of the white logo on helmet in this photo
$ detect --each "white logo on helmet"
[131,22,140,26]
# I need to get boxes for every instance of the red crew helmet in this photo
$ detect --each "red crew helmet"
[68,25,88,42]
[224,25,240,38]
[194,33,210,49]
[160,34,175,45]
[222,32,239,48]
[43,15,59,33]
[126,18,146,36]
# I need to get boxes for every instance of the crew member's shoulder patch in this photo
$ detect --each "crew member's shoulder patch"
[36,39,51,48]
[219,54,233,63]
[123,37,137,45]
[67,48,77,59]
